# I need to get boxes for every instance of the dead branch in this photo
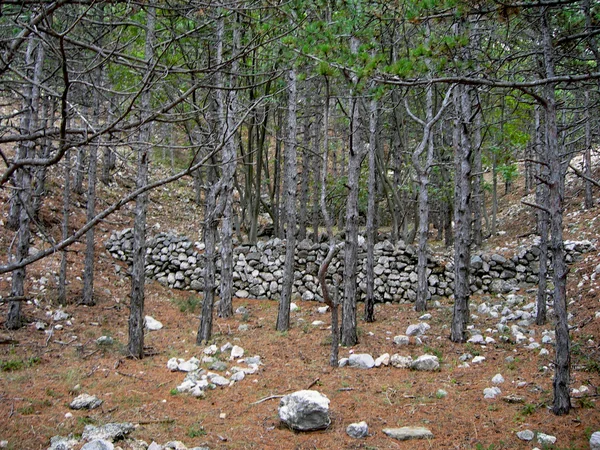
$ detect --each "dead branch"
[569,164,600,188]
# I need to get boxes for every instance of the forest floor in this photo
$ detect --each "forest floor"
[1,163,600,450]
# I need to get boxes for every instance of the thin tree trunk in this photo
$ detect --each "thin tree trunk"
[584,91,593,209]
[364,92,377,323]
[341,37,367,346]
[128,2,156,359]
[541,11,571,415]
[218,14,240,319]
[58,149,71,306]
[450,84,473,343]
[297,121,310,241]
[276,68,298,332]
[7,36,40,328]
[535,105,549,326]
[82,60,103,306]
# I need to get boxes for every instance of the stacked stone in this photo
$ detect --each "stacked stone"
[469,239,595,295]
[105,230,595,303]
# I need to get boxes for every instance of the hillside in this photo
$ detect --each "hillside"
[0,161,599,450]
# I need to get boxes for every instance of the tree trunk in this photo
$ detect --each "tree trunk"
[276,68,298,332]
[128,2,156,359]
[7,36,40,328]
[534,105,549,326]
[584,91,593,209]
[82,70,103,306]
[218,15,240,319]
[541,11,571,416]
[58,148,71,306]
[364,93,377,323]
[297,121,310,241]
[450,84,473,343]
[341,37,367,346]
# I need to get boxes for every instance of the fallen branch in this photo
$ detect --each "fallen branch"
[116,371,147,381]
[251,394,284,405]
[0,296,28,303]
[136,418,175,425]
[305,377,320,390]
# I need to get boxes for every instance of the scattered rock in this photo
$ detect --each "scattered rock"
[390,354,413,368]
[81,440,114,450]
[346,421,368,439]
[483,387,501,399]
[348,353,375,369]
[69,394,103,410]
[279,390,331,431]
[492,374,505,384]
[382,427,433,441]
[374,353,390,367]
[537,433,556,445]
[144,316,163,331]
[411,355,439,371]
[48,436,79,450]
[96,336,114,346]
[516,430,534,441]
[81,423,134,442]
[590,431,600,450]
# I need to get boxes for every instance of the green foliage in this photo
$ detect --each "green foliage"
[423,345,443,361]
[187,423,207,438]
[1,356,40,372]
[172,295,202,314]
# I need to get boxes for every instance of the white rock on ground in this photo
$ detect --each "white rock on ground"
[411,355,439,371]
[516,430,534,441]
[346,421,368,438]
[374,353,390,367]
[382,427,434,441]
[69,394,103,410]
[348,354,375,369]
[590,431,600,450]
[278,390,331,431]
[144,316,163,331]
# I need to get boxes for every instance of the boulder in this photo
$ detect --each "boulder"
[279,390,331,431]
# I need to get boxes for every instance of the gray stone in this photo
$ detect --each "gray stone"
[96,336,114,346]
[82,423,134,442]
[393,335,410,346]
[411,355,439,371]
[69,394,103,410]
[382,427,433,441]
[81,440,114,450]
[48,436,79,450]
[406,322,430,336]
[390,354,413,368]
[208,361,228,371]
[279,390,331,431]
[483,387,501,399]
[590,431,600,450]
[348,353,375,369]
[516,430,534,441]
[537,433,556,445]
[346,421,369,438]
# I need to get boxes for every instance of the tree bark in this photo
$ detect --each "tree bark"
[276,68,298,332]
[128,2,156,359]
[450,84,473,343]
[341,36,368,346]
[540,10,571,416]
[364,92,377,323]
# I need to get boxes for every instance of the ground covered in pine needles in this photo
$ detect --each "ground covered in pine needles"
[1,168,600,450]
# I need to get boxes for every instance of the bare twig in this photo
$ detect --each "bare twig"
[569,164,600,188]
[305,378,320,390]
[251,394,285,405]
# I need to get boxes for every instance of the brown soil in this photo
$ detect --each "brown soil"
[1,167,599,450]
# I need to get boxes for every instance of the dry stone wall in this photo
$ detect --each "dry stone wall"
[105,229,595,302]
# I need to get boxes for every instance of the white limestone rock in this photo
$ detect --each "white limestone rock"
[279,390,331,431]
